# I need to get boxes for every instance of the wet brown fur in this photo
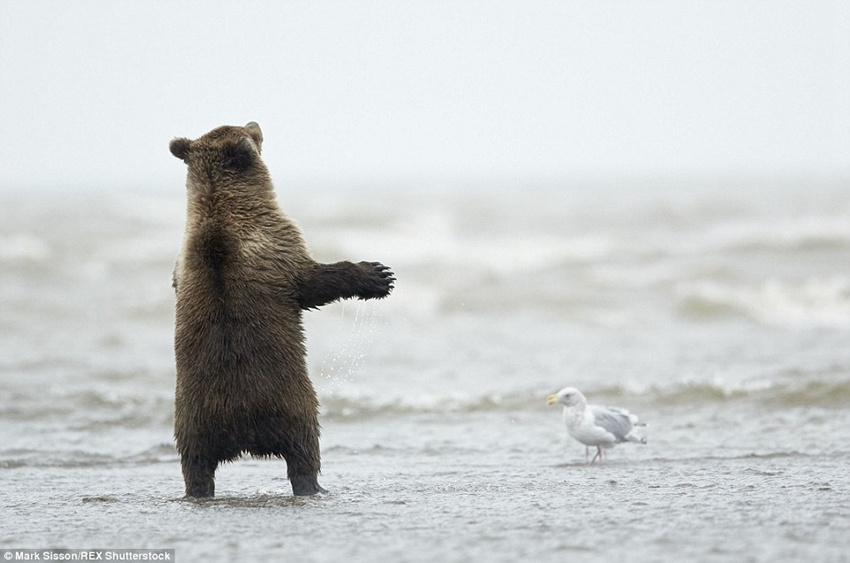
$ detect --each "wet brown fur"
[170,122,394,498]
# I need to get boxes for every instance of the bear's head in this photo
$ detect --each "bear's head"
[170,122,265,174]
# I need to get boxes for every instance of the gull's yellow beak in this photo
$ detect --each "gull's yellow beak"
[546,394,558,405]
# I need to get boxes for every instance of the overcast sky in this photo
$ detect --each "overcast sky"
[1,1,848,191]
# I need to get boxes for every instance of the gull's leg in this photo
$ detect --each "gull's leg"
[591,446,603,464]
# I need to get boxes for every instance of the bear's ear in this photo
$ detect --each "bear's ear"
[245,122,263,153]
[224,137,256,170]
[170,138,192,161]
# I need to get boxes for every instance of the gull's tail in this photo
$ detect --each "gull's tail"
[626,422,648,445]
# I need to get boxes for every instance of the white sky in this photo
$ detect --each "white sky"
[1,0,848,191]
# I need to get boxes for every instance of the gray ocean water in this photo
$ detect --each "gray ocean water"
[1,181,849,562]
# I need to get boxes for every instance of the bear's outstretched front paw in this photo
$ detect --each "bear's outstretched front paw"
[357,261,395,300]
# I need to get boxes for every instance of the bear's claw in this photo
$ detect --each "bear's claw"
[358,261,395,299]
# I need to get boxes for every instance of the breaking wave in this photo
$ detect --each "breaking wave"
[676,277,850,327]
[319,375,850,419]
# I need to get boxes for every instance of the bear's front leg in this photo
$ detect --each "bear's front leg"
[297,261,394,310]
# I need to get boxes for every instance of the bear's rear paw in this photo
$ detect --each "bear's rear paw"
[291,474,328,496]
[357,261,395,300]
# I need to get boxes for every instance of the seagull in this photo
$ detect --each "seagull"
[547,386,647,463]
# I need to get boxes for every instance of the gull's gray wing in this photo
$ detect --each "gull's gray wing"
[588,405,636,443]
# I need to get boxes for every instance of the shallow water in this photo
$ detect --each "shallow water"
[1,182,849,562]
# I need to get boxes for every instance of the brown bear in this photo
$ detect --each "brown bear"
[169,122,394,498]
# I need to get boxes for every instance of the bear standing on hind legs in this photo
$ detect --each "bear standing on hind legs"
[169,122,394,498]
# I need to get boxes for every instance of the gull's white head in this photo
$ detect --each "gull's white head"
[546,386,587,408]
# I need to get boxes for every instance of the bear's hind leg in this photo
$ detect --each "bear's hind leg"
[280,424,326,496]
[181,455,217,498]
